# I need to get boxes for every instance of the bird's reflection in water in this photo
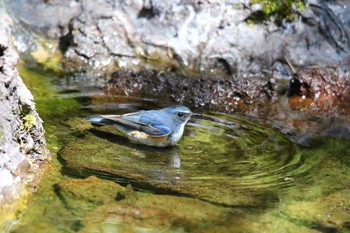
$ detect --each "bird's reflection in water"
[87,128,183,184]
[145,148,182,185]
[168,149,181,181]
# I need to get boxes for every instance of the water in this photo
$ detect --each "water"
[9,65,350,233]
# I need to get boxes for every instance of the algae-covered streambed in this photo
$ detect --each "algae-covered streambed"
[11,64,350,233]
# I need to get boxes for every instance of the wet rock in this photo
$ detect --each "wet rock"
[30,176,230,233]
[290,68,350,104]
[79,193,228,233]
[55,176,126,207]
[281,68,350,140]
[5,0,81,39]
[284,189,350,231]
[0,12,48,232]
[103,66,350,143]
[105,69,275,111]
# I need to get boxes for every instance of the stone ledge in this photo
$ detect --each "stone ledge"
[0,27,48,232]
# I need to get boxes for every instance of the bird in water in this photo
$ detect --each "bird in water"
[86,105,198,147]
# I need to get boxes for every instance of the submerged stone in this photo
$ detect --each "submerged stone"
[284,189,350,231]
[79,193,228,233]
[55,176,126,207]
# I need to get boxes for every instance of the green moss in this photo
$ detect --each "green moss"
[79,192,229,233]
[295,1,305,11]
[21,114,38,131]
[17,63,80,152]
[248,0,305,25]
[233,4,241,10]
[11,64,81,233]
[53,176,126,219]
[30,37,64,73]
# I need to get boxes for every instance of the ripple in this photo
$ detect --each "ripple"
[59,99,321,206]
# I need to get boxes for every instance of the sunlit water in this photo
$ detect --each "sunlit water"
[9,65,350,233]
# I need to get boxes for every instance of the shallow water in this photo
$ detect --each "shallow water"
[10,65,350,233]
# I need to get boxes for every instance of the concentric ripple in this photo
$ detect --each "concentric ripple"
[57,94,319,207]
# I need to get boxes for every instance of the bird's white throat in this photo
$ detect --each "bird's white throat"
[171,122,188,145]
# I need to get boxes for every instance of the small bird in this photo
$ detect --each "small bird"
[86,105,197,147]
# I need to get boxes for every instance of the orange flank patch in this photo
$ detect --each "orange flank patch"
[129,131,168,143]
[149,135,168,143]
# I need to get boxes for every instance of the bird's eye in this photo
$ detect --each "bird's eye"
[177,112,184,117]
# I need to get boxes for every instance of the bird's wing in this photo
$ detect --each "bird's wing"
[101,114,171,137]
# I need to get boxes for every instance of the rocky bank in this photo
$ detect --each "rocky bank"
[0,10,48,233]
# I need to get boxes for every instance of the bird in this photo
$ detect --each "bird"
[86,105,198,147]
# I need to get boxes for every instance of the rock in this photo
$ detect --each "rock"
[283,189,350,231]
[105,69,275,111]
[55,176,126,208]
[102,68,350,143]
[3,0,350,141]
[290,68,350,105]
[5,0,81,39]
[79,193,228,233]
[15,175,230,233]
[5,0,350,77]
[0,11,49,232]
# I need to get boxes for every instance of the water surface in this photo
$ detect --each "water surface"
[11,65,350,233]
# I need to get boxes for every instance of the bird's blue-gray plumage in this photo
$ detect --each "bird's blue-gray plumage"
[86,105,193,147]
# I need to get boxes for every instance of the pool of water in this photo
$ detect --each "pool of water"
[10,65,350,233]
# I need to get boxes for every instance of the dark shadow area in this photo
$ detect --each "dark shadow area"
[0,44,5,73]
[137,6,158,19]
[0,44,5,57]
[59,32,73,54]
[216,58,233,76]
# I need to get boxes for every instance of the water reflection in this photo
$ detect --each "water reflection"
[168,149,181,181]
[13,65,350,233]
[55,93,311,208]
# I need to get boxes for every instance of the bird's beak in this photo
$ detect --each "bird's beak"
[191,112,202,118]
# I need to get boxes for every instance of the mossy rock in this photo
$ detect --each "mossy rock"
[248,0,305,25]
[55,176,126,208]
[79,193,228,233]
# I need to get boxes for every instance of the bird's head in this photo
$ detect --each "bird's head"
[162,105,194,127]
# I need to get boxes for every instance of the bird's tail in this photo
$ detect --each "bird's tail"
[86,116,115,126]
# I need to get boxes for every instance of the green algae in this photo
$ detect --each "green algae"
[21,113,38,131]
[248,0,305,25]
[54,119,350,232]
[10,64,82,233]
[56,176,126,206]
[29,37,64,73]
[79,193,228,233]
[17,63,80,152]
[281,189,350,230]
